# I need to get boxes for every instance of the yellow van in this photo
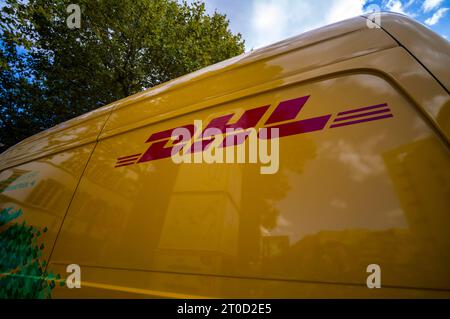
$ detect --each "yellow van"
[0,12,449,298]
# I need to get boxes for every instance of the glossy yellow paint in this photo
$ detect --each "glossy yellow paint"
[0,13,449,298]
[0,144,96,263]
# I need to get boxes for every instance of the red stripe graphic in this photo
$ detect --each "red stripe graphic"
[333,108,391,122]
[262,115,331,139]
[337,103,388,116]
[265,95,310,124]
[330,114,393,128]
[117,153,142,161]
[115,153,142,167]
[116,158,139,163]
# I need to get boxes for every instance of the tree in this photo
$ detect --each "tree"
[0,0,244,152]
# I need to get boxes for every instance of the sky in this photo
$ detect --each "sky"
[1,0,448,51]
[190,0,450,50]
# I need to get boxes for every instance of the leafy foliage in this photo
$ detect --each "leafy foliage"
[0,207,64,298]
[0,0,244,152]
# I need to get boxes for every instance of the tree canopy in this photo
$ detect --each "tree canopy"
[0,0,244,152]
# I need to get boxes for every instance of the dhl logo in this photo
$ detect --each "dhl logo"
[115,95,393,168]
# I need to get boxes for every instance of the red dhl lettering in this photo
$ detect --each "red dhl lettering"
[115,95,393,167]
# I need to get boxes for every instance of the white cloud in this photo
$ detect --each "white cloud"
[319,137,385,182]
[405,0,417,7]
[250,0,314,49]
[325,0,368,24]
[382,0,418,17]
[385,0,407,14]
[200,0,450,51]
[425,7,449,25]
[422,0,444,13]
[249,0,366,49]
[252,2,284,31]
[251,1,289,47]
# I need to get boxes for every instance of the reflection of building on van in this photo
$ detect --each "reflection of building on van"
[0,12,449,298]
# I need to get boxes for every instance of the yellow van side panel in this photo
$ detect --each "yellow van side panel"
[49,70,450,297]
[0,143,96,263]
[370,12,450,89]
[50,265,450,299]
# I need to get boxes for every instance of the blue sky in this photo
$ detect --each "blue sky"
[192,0,450,50]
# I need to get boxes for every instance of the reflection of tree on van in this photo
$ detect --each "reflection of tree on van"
[0,169,30,193]
[0,207,64,298]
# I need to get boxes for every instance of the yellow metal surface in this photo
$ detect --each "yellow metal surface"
[0,144,96,262]
[1,14,449,298]
[365,12,450,90]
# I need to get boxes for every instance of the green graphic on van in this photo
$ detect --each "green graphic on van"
[0,207,64,298]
